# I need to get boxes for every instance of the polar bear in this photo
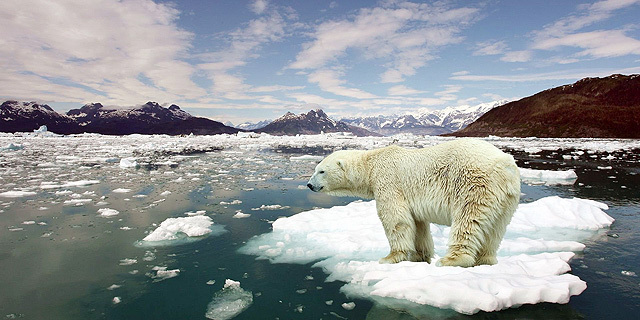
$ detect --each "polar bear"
[307,138,520,267]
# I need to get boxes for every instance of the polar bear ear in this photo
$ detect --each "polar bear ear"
[337,159,345,170]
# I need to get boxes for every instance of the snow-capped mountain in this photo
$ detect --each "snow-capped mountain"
[234,119,272,131]
[258,109,378,136]
[66,101,238,135]
[341,100,509,136]
[1,100,82,134]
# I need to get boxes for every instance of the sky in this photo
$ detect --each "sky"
[1,0,640,125]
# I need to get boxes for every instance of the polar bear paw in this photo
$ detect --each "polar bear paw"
[378,251,409,264]
[436,253,475,267]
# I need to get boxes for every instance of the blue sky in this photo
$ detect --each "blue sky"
[1,0,640,124]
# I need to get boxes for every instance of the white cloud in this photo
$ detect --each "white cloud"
[289,1,480,85]
[473,40,508,56]
[530,0,640,60]
[0,0,205,105]
[307,69,378,99]
[388,85,425,96]
[501,50,533,62]
[533,29,640,58]
[197,10,289,100]
[250,0,268,15]
[449,66,640,82]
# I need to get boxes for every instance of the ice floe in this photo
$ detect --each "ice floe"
[241,196,613,315]
[98,208,120,217]
[205,279,253,320]
[0,190,37,198]
[519,168,578,185]
[139,216,226,246]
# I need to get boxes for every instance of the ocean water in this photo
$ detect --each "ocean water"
[0,133,638,319]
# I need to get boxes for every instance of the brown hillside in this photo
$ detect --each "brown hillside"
[449,74,640,138]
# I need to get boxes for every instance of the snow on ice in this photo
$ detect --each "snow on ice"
[241,196,614,315]
[519,168,578,185]
[0,190,37,198]
[139,216,226,246]
[205,279,253,320]
[97,208,119,217]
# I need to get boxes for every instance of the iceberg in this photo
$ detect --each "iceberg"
[241,196,613,315]
[138,215,226,246]
[205,279,253,320]
[519,168,578,185]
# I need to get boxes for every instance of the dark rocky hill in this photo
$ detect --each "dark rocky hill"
[449,74,640,138]
[1,101,82,134]
[1,100,239,135]
[257,109,379,136]
[66,101,239,135]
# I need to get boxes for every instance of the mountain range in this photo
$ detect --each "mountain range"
[1,101,239,135]
[450,74,640,138]
[340,100,508,136]
[2,74,638,138]
[256,109,377,136]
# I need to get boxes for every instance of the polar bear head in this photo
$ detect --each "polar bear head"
[307,150,371,198]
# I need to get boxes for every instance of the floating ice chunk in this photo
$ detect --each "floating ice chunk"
[119,259,137,266]
[64,198,92,205]
[119,158,138,169]
[112,297,121,304]
[98,208,120,217]
[233,211,251,219]
[112,188,132,193]
[519,168,578,185]
[290,155,324,161]
[160,190,172,196]
[597,166,612,170]
[22,221,36,225]
[148,266,180,282]
[107,284,121,290]
[220,199,242,205]
[251,204,290,211]
[40,180,100,189]
[0,190,37,198]
[341,302,356,310]
[205,279,253,320]
[510,196,613,232]
[621,270,636,277]
[185,210,206,216]
[241,196,613,315]
[139,216,226,246]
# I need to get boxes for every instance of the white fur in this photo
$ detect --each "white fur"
[308,138,521,267]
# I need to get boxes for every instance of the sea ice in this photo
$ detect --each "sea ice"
[148,266,180,282]
[241,196,613,315]
[205,279,253,320]
[0,190,37,198]
[40,180,100,189]
[112,188,132,193]
[119,158,138,169]
[98,208,120,217]
[290,155,324,161]
[233,211,251,218]
[139,216,226,246]
[519,168,578,185]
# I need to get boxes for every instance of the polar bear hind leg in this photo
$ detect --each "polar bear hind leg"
[414,220,434,263]
[437,201,491,267]
[475,193,519,265]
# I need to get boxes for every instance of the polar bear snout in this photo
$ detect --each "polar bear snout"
[307,183,323,192]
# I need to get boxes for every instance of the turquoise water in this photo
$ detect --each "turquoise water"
[0,137,638,319]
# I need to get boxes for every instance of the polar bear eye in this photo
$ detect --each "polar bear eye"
[319,170,325,174]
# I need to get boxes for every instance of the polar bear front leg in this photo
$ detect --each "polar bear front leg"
[376,200,417,264]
